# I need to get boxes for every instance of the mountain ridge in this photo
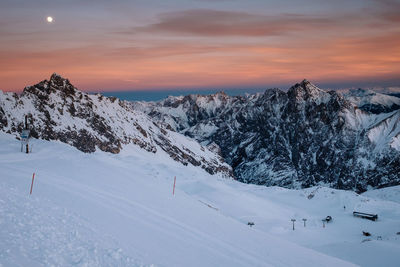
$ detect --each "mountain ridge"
[0,74,233,178]
[135,80,400,192]
[2,74,399,191]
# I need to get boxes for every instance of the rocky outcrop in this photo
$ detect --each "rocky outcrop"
[0,73,233,178]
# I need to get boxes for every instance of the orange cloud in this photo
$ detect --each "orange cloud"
[128,9,337,37]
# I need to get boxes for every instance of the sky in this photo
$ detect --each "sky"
[1,0,399,93]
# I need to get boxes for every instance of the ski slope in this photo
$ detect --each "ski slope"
[1,133,399,266]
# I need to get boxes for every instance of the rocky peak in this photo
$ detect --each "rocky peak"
[261,88,286,100]
[50,73,67,85]
[22,73,76,98]
[49,73,76,95]
[211,91,228,99]
[215,91,227,96]
[288,79,331,104]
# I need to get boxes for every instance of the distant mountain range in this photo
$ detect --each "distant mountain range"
[134,80,400,192]
[1,74,399,192]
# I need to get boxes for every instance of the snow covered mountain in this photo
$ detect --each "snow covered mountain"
[134,80,400,192]
[2,74,398,191]
[0,73,232,178]
[345,88,400,114]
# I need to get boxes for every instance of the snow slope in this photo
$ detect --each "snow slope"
[345,88,400,114]
[1,133,399,266]
[343,108,400,152]
[363,186,400,204]
[0,133,358,267]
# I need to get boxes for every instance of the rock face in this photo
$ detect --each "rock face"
[134,80,400,192]
[0,73,232,178]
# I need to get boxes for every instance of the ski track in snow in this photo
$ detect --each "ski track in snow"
[0,183,142,267]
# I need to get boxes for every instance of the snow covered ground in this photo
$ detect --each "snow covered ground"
[1,133,399,266]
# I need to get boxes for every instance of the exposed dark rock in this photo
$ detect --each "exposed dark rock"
[0,106,7,128]
[358,103,400,114]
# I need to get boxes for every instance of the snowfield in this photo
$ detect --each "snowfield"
[1,133,399,266]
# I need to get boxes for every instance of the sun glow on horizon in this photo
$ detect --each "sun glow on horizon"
[0,1,399,92]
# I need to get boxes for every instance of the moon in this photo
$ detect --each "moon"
[46,16,53,23]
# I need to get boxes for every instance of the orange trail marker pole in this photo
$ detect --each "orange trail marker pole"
[173,176,176,196]
[30,173,35,195]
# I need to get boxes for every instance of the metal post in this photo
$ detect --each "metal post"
[302,218,307,227]
[291,219,296,230]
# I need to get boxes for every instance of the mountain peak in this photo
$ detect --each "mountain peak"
[295,79,318,91]
[300,79,311,85]
[50,72,63,80]
[49,73,70,87]
[47,73,77,95]
[22,73,77,97]
[214,91,228,97]
[288,79,330,104]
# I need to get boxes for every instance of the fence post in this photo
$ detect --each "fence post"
[173,176,176,196]
[30,173,35,195]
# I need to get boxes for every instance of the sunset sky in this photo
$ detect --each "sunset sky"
[1,0,399,93]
